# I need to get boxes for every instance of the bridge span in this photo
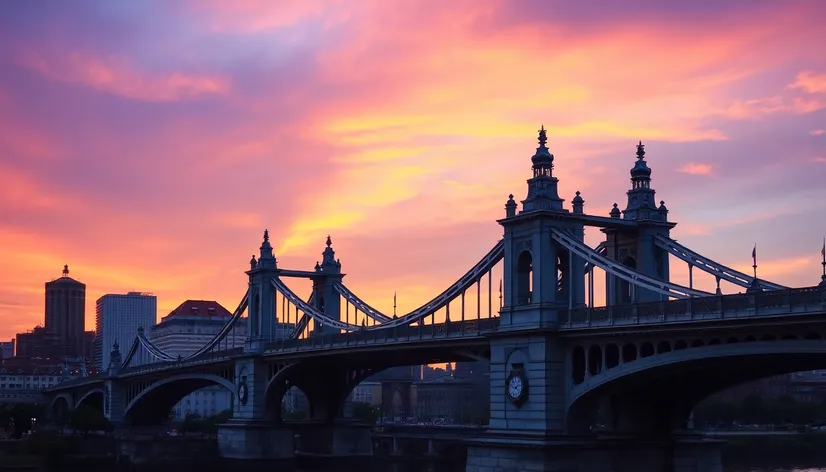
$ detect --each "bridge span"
[46,129,826,472]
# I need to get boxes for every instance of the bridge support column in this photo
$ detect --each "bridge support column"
[218,356,296,461]
[103,379,126,427]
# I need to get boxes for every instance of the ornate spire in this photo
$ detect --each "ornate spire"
[636,141,645,160]
[538,124,547,147]
[523,125,564,212]
[320,235,341,273]
[257,228,276,268]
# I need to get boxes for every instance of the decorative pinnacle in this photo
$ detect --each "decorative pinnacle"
[62,265,69,277]
[538,125,547,148]
[636,141,645,160]
[263,229,269,242]
[326,235,332,247]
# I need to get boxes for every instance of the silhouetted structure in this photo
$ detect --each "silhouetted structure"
[45,265,86,358]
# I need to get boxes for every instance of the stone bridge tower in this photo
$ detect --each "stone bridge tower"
[488,127,585,438]
[603,142,675,304]
[311,236,343,337]
[246,230,280,352]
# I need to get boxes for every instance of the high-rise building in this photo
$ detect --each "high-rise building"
[95,292,157,370]
[45,265,86,358]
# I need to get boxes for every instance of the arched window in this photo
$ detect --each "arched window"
[516,251,533,305]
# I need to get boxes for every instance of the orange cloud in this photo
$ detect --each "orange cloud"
[20,52,229,102]
[678,163,714,176]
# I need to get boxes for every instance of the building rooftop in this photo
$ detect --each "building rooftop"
[160,300,233,322]
[46,265,85,286]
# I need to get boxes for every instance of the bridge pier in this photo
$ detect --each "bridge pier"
[217,420,297,460]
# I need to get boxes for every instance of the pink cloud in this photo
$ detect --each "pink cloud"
[19,51,229,102]
[789,71,826,94]
[679,163,715,176]
[810,129,826,136]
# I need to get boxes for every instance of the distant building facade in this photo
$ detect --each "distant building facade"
[45,265,86,358]
[0,340,13,359]
[149,300,247,356]
[95,292,157,370]
[15,327,57,359]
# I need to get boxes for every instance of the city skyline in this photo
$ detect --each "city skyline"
[1,1,825,340]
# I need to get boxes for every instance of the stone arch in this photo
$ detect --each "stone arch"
[656,341,671,354]
[50,396,71,424]
[639,342,655,358]
[690,339,704,348]
[621,343,637,363]
[516,250,533,305]
[588,345,602,376]
[566,340,826,434]
[707,338,721,345]
[77,389,104,412]
[124,374,234,426]
[674,340,688,350]
[605,344,620,369]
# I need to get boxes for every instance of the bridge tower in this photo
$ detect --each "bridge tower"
[245,230,280,352]
[487,126,586,437]
[603,142,674,304]
[311,236,343,336]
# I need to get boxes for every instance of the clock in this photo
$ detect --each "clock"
[237,377,248,405]
[505,369,528,407]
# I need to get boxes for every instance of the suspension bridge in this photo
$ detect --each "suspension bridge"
[46,128,826,472]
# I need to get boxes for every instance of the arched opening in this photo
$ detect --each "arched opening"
[77,390,104,413]
[516,251,533,305]
[621,343,637,363]
[281,385,310,421]
[51,397,71,426]
[760,334,776,342]
[124,375,235,426]
[616,256,637,304]
[556,249,570,300]
[656,341,671,354]
[708,338,721,346]
[640,342,655,358]
[566,341,826,435]
[674,340,688,351]
[690,339,705,348]
[588,345,603,376]
[605,344,620,369]
[572,346,586,385]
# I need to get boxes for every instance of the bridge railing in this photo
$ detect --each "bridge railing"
[117,347,244,376]
[560,286,826,328]
[263,318,499,352]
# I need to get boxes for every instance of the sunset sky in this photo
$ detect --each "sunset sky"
[1,0,825,341]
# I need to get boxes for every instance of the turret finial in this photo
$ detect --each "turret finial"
[636,141,645,160]
[263,229,269,242]
[538,125,547,148]
[62,265,69,277]
[326,235,332,248]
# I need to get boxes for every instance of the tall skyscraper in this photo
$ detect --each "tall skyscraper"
[45,265,86,358]
[95,292,157,371]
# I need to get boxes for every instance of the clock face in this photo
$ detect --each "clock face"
[238,383,248,405]
[505,370,528,407]
[508,375,523,399]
